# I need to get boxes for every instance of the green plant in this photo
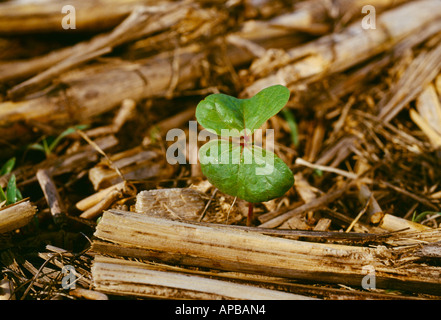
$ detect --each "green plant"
[0,157,16,176]
[28,124,89,157]
[0,157,23,206]
[411,210,441,223]
[196,85,294,225]
[281,108,299,147]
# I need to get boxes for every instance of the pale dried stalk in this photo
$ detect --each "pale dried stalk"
[8,47,112,99]
[416,84,441,136]
[69,288,108,300]
[410,109,441,148]
[0,278,15,300]
[410,83,441,148]
[242,0,441,97]
[146,107,197,138]
[236,0,411,42]
[436,74,441,97]
[92,210,441,294]
[76,181,128,211]
[295,157,359,180]
[378,213,432,232]
[1,2,191,88]
[135,188,206,221]
[80,190,122,220]
[92,256,313,300]
[92,253,426,300]
[0,47,204,143]
[0,200,36,233]
[0,0,155,34]
[378,44,441,122]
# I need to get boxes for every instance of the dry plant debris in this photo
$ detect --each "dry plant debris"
[1,0,441,300]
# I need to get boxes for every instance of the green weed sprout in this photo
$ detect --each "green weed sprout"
[0,158,22,206]
[28,124,89,157]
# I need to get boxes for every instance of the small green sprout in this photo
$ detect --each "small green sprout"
[196,85,294,225]
[411,211,441,223]
[0,157,16,176]
[281,108,299,147]
[4,174,22,205]
[0,157,23,206]
[28,124,89,157]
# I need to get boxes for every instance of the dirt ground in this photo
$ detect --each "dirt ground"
[1,0,441,300]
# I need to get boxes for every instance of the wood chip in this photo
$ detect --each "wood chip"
[135,188,206,221]
[0,200,36,234]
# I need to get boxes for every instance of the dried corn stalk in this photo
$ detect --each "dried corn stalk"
[242,0,441,97]
[93,210,441,295]
[0,200,36,234]
[92,256,313,299]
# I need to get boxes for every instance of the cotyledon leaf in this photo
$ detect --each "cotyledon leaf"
[242,84,290,133]
[195,85,290,136]
[199,139,294,203]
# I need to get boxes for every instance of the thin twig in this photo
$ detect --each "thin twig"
[380,180,439,211]
[199,188,217,222]
[259,181,354,228]
[295,157,360,180]
[346,196,371,233]
[226,196,237,224]
[20,253,62,300]
[75,129,125,182]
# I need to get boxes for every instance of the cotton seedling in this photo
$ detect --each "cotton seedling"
[196,85,294,225]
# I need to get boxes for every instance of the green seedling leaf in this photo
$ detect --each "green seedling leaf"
[42,137,51,155]
[6,174,18,205]
[196,85,290,136]
[313,168,323,177]
[199,139,293,203]
[281,108,299,147]
[28,142,46,152]
[16,186,23,202]
[0,157,16,176]
[48,124,89,153]
[0,186,6,203]
[412,211,441,223]
[196,85,294,203]
[27,139,50,156]
[196,94,245,136]
[28,124,89,157]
